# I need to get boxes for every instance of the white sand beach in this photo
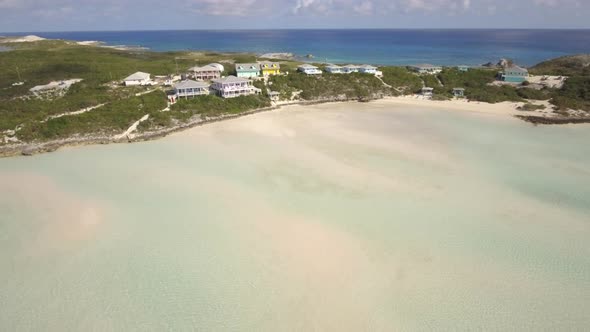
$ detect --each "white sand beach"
[1,100,589,331]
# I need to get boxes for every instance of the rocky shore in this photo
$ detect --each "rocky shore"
[515,115,590,125]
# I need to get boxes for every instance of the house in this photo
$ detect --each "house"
[421,87,434,97]
[211,75,261,98]
[235,63,260,78]
[359,65,378,75]
[342,64,360,74]
[409,64,443,75]
[259,62,281,76]
[298,64,322,75]
[457,65,470,72]
[325,64,343,74]
[123,72,151,86]
[500,65,529,83]
[269,91,280,101]
[452,88,465,97]
[174,80,210,99]
[189,64,222,81]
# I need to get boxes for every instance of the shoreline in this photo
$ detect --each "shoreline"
[1,96,588,159]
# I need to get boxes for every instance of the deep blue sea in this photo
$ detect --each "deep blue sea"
[3,30,590,66]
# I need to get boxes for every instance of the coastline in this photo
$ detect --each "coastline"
[3,96,586,159]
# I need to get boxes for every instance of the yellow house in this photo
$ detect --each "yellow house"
[259,61,281,76]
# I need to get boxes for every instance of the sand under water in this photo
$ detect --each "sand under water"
[1,101,589,330]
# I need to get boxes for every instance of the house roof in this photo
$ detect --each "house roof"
[298,64,319,69]
[412,64,442,69]
[213,75,251,84]
[175,80,210,89]
[190,64,221,72]
[326,64,342,69]
[453,87,465,91]
[259,61,281,69]
[235,63,260,71]
[360,65,377,69]
[124,72,150,81]
[505,65,528,74]
[422,87,434,91]
[344,64,359,68]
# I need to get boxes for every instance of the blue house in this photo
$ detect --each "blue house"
[235,63,260,78]
[500,66,529,83]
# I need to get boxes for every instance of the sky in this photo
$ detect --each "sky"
[0,0,589,32]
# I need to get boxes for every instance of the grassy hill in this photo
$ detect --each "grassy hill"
[529,54,590,76]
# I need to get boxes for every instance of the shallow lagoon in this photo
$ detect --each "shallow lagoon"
[1,102,589,330]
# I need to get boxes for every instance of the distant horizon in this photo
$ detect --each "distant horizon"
[3,27,590,35]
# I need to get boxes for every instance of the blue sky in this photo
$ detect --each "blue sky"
[0,0,589,32]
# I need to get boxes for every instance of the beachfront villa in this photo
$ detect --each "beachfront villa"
[211,75,261,98]
[325,64,343,74]
[259,62,281,76]
[500,65,529,83]
[421,87,434,97]
[298,64,322,75]
[458,65,470,72]
[189,64,223,81]
[342,65,360,74]
[235,63,260,78]
[453,88,465,97]
[174,80,210,99]
[409,64,443,75]
[123,71,151,86]
[358,65,378,75]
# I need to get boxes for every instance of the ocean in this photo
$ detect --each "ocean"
[3,29,590,66]
[1,102,589,330]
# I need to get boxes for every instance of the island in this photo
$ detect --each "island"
[1,36,589,157]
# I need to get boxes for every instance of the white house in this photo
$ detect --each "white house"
[421,87,434,97]
[189,64,222,81]
[325,64,343,74]
[211,75,261,98]
[174,80,210,99]
[409,64,443,75]
[298,64,322,75]
[123,72,151,86]
[358,65,378,75]
[342,65,360,74]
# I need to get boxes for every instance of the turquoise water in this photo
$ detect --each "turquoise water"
[1,103,589,330]
[3,30,590,66]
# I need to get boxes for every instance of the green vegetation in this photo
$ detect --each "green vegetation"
[17,91,167,141]
[270,72,391,100]
[529,55,590,76]
[551,76,590,111]
[138,95,271,130]
[380,67,422,94]
[517,103,547,112]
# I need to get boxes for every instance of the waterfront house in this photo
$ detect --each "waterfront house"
[409,64,443,75]
[298,64,322,75]
[189,64,222,81]
[342,64,360,74]
[359,65,378,75]
[174,80,210,99]
[452,88,465,97]
[500,65,529,83]
[421,87,434,97]
[123,72,151,86]
[457,65,470,72]
[235,63,260,78]
[211,75,261,98]
[259,62,281,76]
[325,64,343,74]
